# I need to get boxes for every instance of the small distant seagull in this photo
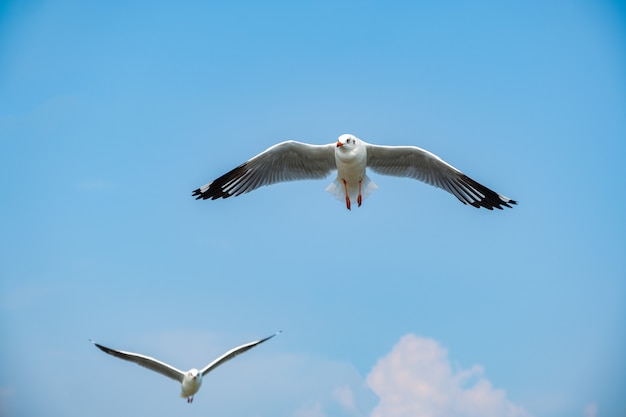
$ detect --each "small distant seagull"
[192,134,516,210]
[90,331,280,403]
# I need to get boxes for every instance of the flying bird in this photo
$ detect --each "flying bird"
[192,134,516,210]
[90,331,280,403]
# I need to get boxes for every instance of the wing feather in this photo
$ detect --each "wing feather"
[90,340,185,383]
[193,141,336,200]
[200,331,281,377]
[366,144,516,210]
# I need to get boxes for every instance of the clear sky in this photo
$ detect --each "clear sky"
[1,1,625,417]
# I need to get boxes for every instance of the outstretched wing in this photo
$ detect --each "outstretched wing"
[90,339,185,383]
[200,331,281,377]
[366,144,516,210]
[192,141,336,200]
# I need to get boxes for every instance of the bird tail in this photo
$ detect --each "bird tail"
[325,175,378,203]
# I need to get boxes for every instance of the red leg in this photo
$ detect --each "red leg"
[357,179,362,207]
[342,179,351,210]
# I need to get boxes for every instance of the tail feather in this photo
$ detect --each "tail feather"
[325,175,377,203]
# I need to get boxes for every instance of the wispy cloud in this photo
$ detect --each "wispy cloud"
[333,385,357,413]
[584,402,597,417]
[294,402,327,417]
[366,334,533,417]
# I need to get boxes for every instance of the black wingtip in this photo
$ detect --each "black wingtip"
[90,340,104,351]
[458,175,518,210]
[497,198,518,209]
[89,339,116,356]
[259,330,282,344]
[191,188,204,200]
[192,163,251,201]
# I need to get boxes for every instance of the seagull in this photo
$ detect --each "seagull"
[90,331,280,403]
[192,134,516,210]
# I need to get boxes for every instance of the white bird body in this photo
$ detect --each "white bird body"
[90,331,280,403]
[335,133,367,180]
[327,134,375,209]
[193,134,516,210]
[180,369,202,399]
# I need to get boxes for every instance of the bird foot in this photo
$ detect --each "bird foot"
[342,179,351,210]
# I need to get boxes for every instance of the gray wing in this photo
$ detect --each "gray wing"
[192,141,336,200]
[90,339,185,383]
[366,144,516,210]
[200,331,281,377]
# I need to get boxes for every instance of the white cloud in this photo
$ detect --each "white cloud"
[366,334,533,417]
[333,385,356,412]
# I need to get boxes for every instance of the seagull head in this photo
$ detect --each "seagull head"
[337,134,358,148]
[189,369,200,380]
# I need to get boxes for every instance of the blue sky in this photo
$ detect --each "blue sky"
[1,1,625,416]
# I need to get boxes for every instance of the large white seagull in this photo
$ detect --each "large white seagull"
[193,134,517,210]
